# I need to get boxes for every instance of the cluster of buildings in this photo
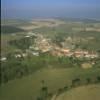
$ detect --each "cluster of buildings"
[0,51,39,62]
[0,32,99,62]
[51,47,99,59]
[31,34,52,53]
[32,34,99,59]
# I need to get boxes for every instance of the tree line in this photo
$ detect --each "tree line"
[37,76,100,100]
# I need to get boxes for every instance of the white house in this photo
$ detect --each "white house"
[0,57,7,61]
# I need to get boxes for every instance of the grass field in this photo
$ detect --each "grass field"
[56,84,100,100]
[0,67,100,100]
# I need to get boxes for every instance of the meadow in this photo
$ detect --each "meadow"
[0,67,100,100]
[56,84,100,100]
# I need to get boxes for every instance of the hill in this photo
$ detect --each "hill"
[0,68,100,100]
[56,84,100,100]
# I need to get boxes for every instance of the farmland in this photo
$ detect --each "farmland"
[56,84,100,100]
[0,67,100,100]
[0,18,100,100]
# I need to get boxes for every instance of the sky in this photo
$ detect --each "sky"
[1,0,100,19]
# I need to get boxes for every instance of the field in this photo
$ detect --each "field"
[0,67,100,100]
[19,19,65,31]
[0,18,100,100]
[1,19,66,31]
[56,84,100,100]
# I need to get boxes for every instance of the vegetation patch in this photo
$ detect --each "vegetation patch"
[1,26,25,34]
[81,63,92,69]
[56,84,100,100]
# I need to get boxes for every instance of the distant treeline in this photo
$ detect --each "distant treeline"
[1,25,25,34]
[57,17,100,23]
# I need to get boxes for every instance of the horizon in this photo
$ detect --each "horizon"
[1,0,100,20]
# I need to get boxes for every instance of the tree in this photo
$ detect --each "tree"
[0,68,1,85]
[40,80,48,100]
[63,86,68,91]
[41,80,45,86]
[3,74,8,83]
[40,87,48,100]
[36,97,42,100]
[97,76,100,83]
[57,88,63,94]
[87,78,91,84]
[72,78,80,87]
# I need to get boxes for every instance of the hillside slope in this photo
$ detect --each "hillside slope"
[56,84,100,100]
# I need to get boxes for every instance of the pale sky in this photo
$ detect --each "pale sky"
[1,0,100,19]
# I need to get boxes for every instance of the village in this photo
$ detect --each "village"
[1,32,99,63]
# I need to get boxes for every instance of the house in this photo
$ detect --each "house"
[22,53,28,57]
[29,46,35,49]
[85,53,98,58]
[66,52,73,57]
[25,35,30,38]
[1,57,7,61]
[74,50,84,58]
[74,50,90,58]
[27,32,37,36]
[61,49,70,53]
[32,52,39,56]
[15,54,22,58]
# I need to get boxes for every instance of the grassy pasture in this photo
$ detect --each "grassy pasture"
[0,67,100,100]
[56,84,100,100]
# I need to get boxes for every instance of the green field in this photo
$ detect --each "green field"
[0,67,100,100]
[56,84,100,100]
